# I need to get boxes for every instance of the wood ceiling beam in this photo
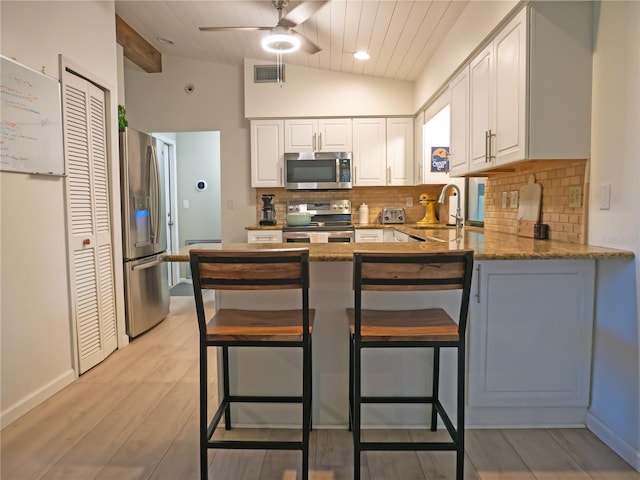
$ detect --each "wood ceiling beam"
[115,15,162,73]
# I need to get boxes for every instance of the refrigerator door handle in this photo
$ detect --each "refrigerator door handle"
[131,257,163,271]
[148,144,161,244]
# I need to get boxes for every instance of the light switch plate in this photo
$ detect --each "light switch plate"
[182,199,189,209]
[406,197,413,207]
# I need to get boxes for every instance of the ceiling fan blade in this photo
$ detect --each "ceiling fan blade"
[199,26,271,32]
[278,0,329,28]
[290,30,321,55]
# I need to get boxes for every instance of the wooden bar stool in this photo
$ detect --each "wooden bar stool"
[347,249,474,480]
[190,248,314,480]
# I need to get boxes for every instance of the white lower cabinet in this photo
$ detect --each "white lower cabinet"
[355,229,383,242]
[468,259,596,407]
[247,230,283,243]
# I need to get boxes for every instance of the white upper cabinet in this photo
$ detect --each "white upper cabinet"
[251,119,284,187]
[353,117,414,186]
[353,118,387,186]
[386,117,414,185]
[449,66,470,177]
[452,2,592,175]
[284,118,352,152]
[469,9,526,172]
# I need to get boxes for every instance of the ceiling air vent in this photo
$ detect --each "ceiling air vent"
[254,64,285,83]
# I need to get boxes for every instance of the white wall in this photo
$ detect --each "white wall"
[0,0,122,426]
[175,132,222,245]
[244,58,414,118]
[587,0,640,470]
[123,55,251,243]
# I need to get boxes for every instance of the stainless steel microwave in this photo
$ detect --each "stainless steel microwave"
[284,152,352,190]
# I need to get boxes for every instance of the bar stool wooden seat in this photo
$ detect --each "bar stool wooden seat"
[190,248,314,480]
[347,249,474,480]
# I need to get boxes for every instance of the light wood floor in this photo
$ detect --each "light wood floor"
[2,296,638,480]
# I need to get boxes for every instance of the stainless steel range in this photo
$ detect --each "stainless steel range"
[283,199,354,243]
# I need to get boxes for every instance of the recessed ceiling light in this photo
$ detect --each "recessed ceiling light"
[353,51,370,60]
[157,37,175,45]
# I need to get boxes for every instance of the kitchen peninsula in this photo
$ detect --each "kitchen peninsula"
[164,230,632,429]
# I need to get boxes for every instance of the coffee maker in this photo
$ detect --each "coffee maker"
[259,194,277,226]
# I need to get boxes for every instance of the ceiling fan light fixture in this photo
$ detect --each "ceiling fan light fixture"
[353,51,371,60]
[262,33,300,53]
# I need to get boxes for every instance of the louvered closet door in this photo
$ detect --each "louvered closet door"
[63,72,117,373]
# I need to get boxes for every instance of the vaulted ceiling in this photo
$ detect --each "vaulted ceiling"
[115,0,469,81]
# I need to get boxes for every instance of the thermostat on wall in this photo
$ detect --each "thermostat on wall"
[195,179,208,191]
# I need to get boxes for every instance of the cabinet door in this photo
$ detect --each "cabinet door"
[386,118,414,185]
[251,120,284,187]
[318,119,352,151]
[493,8,527,165]
[353,118,386,186]
[468,260,595,407]
[469,43,494,172]
[63,72,117,373]
[284,119,316,152]
[414,111,424,184]
[448,66,469,177]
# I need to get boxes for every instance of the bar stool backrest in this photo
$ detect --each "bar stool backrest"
[190,248,311,337]
[353,249,474,335]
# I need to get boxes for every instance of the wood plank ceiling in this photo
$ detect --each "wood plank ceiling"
[114,0,469,81]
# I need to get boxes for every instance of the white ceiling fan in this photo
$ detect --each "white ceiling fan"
[199,0,328,54]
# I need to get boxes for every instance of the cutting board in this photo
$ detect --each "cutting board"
[517,175,542,238]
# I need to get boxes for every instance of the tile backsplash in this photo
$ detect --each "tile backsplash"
[484,160,588,243]
[255,185,451,226]
[256,159,589,244]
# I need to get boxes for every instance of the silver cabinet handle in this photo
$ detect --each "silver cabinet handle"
[485,131,490,163]
[489,129,496,162]
[313,133,317,151]
[475,264,481,303]
[280,167,283,185]
[318,132,322,151]
[387,166,391,184]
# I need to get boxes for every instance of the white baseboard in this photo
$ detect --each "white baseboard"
[0,369,76,429]
[586,411,640,472]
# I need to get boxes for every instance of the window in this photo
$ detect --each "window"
[465,177,485,226]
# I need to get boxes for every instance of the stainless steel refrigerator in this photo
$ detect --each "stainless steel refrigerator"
[119,127,170,337]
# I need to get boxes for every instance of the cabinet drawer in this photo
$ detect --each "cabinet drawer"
[355,229,384,242]
[247,231,283,243]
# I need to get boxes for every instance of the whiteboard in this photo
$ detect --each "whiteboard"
[1,55,65,175]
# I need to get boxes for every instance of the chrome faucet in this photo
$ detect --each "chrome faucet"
[438,184,463,230]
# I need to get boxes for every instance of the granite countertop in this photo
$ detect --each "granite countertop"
[164,226,633,262]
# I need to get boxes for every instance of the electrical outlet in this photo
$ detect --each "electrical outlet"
[182,199,189,209]
[510,191,519,209]
[599,184,611,210]
[501,192,508,209]
[569,185,582,208]
[406,197,413,207]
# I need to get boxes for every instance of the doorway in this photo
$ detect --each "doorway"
[154,131,222,288]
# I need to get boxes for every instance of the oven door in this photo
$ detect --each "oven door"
[283,230,354,243]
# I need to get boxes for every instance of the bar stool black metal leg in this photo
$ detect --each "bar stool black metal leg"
[303,342,311,480]
[222,346,231,430]
[348,334,353,432]
[456,343,465,480]
[431,346,440,431]
[200,342,208,480]
[353,341,362,480]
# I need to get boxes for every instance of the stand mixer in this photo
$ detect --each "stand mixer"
[416,193,438,226]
